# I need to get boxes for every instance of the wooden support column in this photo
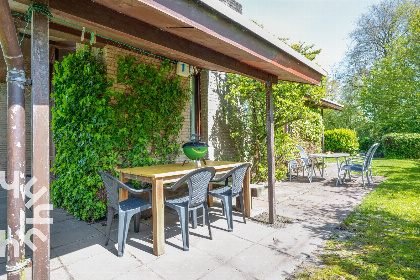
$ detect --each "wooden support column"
[266,76,277,224]
[31,1,50,279]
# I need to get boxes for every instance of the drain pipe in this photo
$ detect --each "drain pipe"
[0,1,28,279]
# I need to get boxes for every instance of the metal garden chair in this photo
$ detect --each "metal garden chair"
[337,143,380,188]
[97,171,152,257]
[288,146,321,182]
[164,167,216,251]
[208,163,250,232]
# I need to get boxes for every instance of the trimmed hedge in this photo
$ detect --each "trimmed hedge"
[324,128,359,155]
[382,133,420,159]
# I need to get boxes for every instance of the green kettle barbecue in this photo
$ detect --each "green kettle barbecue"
[182,134,208,167]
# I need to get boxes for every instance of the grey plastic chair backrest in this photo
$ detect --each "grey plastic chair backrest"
[230,164,250,196]
[297,146,310,165]
[98,171,125,210]
[170,167,216,208]
[364,143,380,169]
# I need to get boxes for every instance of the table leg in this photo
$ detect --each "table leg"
[243,168,251,217]
[152,178,165,256]
[119,172,129,201]
[321,157,325,179]
[336,158,342,185]
[207,182,213,207]
[309,163,313,183]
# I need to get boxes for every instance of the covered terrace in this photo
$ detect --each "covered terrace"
[1,0,325,278]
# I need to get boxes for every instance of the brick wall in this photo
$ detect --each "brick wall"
[100,45,192,163]
[200,71,237,161]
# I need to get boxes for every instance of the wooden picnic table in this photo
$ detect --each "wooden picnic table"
[117,160,251,256]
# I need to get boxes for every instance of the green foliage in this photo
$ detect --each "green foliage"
[382,133,420,159]
[114,57,189,167]
[324,1,420,144]
[51,47,117,221]
[295,159,420,279]
[51,48,189,221]
[222,42,326,183]
[358,136,376,153]
[324,128,359,155]
[290,110,324,143]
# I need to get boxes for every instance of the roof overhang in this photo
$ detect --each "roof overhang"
[304,96,344,111]
[8,0,326,84]
[319,98,344,111]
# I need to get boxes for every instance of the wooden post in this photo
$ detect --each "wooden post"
[266,77,276,224]
[31,1,51,279]
[152,178,164,256]
[118,172,129,201]
[243,167,251,216]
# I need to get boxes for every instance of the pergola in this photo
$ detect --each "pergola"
[0,0,326,279]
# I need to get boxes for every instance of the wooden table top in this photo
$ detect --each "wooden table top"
[117,160,243,179]
[310,153,350,158]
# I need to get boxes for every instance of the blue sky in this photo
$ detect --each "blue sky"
[238,0,383,74]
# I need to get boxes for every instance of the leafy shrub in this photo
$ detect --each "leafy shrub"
[290,110,323,154]
[382,133,420,159]
[324,128,359,155]
[358,136,375,153]
[51,48,189,221]
[51,48,117,221]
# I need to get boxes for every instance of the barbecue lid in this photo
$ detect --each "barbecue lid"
[182,134,208,148]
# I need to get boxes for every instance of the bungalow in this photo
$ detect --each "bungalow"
[0,0,332,278]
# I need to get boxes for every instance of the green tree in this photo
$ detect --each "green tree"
[359,3,420,136]
[223,43,326,183]
[324,0,420,149]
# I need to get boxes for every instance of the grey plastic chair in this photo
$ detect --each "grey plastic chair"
[165,167,216,251]
[97,171,152,257]
[208,163,250,232]
[337,143,380,188]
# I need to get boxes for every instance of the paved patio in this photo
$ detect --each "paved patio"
[0,164,384,280]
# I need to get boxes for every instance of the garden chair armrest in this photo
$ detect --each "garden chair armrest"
[120,182,152,194]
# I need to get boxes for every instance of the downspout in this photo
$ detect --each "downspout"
[0,0,28,279]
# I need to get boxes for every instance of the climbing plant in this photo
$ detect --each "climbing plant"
[51,48,189,221]
[51,47,117,221]
[114,57,189,168]
[222,42,326,183]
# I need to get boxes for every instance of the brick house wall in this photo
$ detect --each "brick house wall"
[200,71,237,161]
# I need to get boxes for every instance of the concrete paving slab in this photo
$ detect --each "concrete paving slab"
[64,250,141,280]
[51,218,89,235]
[50,208,75,223]
[258,222,324,261]
[50,267,73,280]
[147,246,221,280]
[53,234,115,266]
[230,219,277,243]
[51,224,102,249]
[113,265,163,280]
[200,264,255,280]
[226,243,301,280]
[191,228,253,262]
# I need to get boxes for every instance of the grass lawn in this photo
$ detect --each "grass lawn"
[296,159,420,279]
